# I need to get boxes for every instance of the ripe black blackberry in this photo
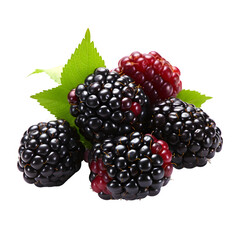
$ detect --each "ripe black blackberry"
[149,97,223,169]
[68,67,150,143]
[88,132,173,200]
[17,120,85,187]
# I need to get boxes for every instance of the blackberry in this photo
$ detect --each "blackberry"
[149,97,223,169]
[88,132,173,200]
[17,120,85,187]
[68,67,150,143]
[115,51,182,103]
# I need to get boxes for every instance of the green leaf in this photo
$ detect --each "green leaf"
[30,29,106,149]
[176,89,212,107]
[60,28,106,90]
[28,66,63,84]
[31,86,92,149]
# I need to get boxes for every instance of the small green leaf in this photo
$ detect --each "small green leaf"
[28,66,63,84]
[177,89,212,107]
[31,86,92,149]
[60,28,106,90]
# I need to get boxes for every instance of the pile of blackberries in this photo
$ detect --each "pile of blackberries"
[18,55,223,201]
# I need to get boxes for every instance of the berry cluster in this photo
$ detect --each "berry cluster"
[18,48,223,201]
[115,51,182,102]
[149,97,223,169]
[17,120,85,187]
[88,132,173,200]
[69,68,150,142]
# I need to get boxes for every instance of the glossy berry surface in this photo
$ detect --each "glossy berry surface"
[17,120,85,187]
[88,132,173,200]
[115,51,182,103]
[69,67,150,143]
[68,89,78,105]
[149,97,223,169]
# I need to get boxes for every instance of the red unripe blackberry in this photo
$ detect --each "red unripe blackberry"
[69,68,150,143]
[88,132,173,200]
[17,120,85,187]
[115,51,182,103]
[149,97,223,169]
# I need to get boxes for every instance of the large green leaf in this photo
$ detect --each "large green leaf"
[30,29,106,149]
[60,28,106,90]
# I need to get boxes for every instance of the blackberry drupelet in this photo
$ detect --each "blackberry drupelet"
[88,132,173,200]
[115,51,182,103]
[68,67,150,143]
[17,120,85,187]
[149,97,223,169]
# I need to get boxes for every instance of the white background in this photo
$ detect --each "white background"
[0,0,239,239]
